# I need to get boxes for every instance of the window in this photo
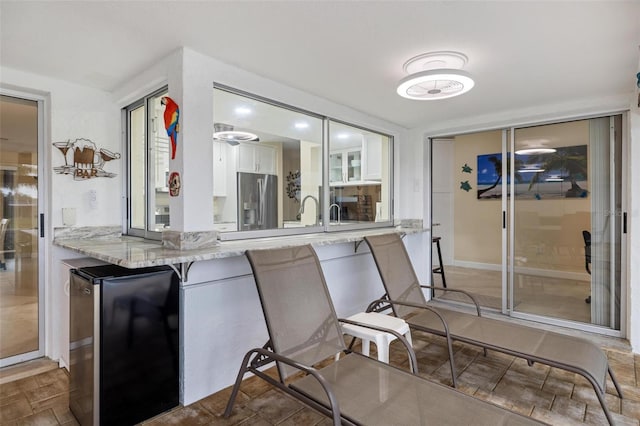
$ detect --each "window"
[213,86,393,239]
[125,85,393,240]
[328,120,392,227]
[126,87,169,238]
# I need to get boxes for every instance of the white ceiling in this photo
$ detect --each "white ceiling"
[1,1,638,130]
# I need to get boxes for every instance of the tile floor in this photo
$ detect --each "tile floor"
[1,330,639,425]
[436,265,592,323]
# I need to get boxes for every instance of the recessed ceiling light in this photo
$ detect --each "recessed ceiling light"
[234,106,252,115]
[397,51,474,100]
[294,122,309,129]
[336,133,349,139]
[515,148,557,155]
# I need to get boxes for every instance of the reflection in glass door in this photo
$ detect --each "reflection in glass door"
[510,116,622,329]
[0,94,42,366]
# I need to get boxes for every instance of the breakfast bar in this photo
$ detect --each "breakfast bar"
[53,226,429,405]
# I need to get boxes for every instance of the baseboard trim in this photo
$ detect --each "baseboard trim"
[452,260,589,282]
[0,358,59,385]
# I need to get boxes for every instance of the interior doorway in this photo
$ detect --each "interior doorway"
[0,93,43,366]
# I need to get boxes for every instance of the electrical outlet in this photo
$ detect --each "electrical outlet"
[62,208,76,226]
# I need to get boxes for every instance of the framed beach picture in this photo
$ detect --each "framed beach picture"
[477,145,588,200]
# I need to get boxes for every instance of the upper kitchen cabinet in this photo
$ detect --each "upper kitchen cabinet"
[328,121,388,187]
[237,142,277,175]
[362,135,382,181]
[330,149,362,184]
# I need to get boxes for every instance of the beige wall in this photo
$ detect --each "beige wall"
[453,123,590,273]
[454,130,503,265]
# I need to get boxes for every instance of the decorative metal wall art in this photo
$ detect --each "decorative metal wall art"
[286,170,301,202]
[53,138,121,180]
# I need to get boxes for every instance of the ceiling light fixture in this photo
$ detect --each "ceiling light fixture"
[515,148,557,155]
[234,106,252,115]
[518,167,545,173]
[213,123,258,146]
[396,51,475,100]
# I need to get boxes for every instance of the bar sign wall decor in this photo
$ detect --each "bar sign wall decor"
[53,138,121,180]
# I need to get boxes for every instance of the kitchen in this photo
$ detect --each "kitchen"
[153,86,392,237]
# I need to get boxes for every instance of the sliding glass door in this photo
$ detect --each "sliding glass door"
[0,94,43,366]
[510,116,623,329]
[430,113,625,333]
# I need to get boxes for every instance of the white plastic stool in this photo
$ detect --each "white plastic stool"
[336,312,412,363]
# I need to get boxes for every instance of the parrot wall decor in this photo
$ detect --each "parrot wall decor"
[161,96,180,159]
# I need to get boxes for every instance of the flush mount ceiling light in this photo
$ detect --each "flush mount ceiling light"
[515,148,557,155]
[518,166,546,173]
[397,51,475,100]
[213,123,258,146]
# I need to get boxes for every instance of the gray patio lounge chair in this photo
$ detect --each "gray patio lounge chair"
[224,245,543,426]
[364,232,623,426]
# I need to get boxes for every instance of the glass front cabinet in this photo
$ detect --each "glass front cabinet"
[329,149,361,184]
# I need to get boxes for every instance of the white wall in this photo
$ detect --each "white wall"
[1,67,122,229]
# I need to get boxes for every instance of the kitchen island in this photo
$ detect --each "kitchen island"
[53,225,429,405]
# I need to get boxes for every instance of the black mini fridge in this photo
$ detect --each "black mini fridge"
[69,264,179,426]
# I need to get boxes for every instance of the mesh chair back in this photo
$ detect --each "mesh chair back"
[365,233,427,317]
[246,245,346,379]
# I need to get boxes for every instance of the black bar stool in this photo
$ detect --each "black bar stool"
[432,237,447,288]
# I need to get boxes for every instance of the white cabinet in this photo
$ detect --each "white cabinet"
[330,148,362,184]
[362,136,382,181]
[329,151,344,183]
[237,142,276,175]
[213,141,227,196]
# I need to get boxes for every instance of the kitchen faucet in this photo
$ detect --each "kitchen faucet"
[299,195,319,226]
[329,203,341,224]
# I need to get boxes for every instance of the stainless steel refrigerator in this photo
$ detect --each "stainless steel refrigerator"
[237,172,277,230]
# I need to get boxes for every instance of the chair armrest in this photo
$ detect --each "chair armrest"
[338,318,418,374]
[365,298,454,340]
[419,285,482,316]
[244,347,343,426]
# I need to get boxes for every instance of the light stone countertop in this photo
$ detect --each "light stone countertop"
[53,226,427,269]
